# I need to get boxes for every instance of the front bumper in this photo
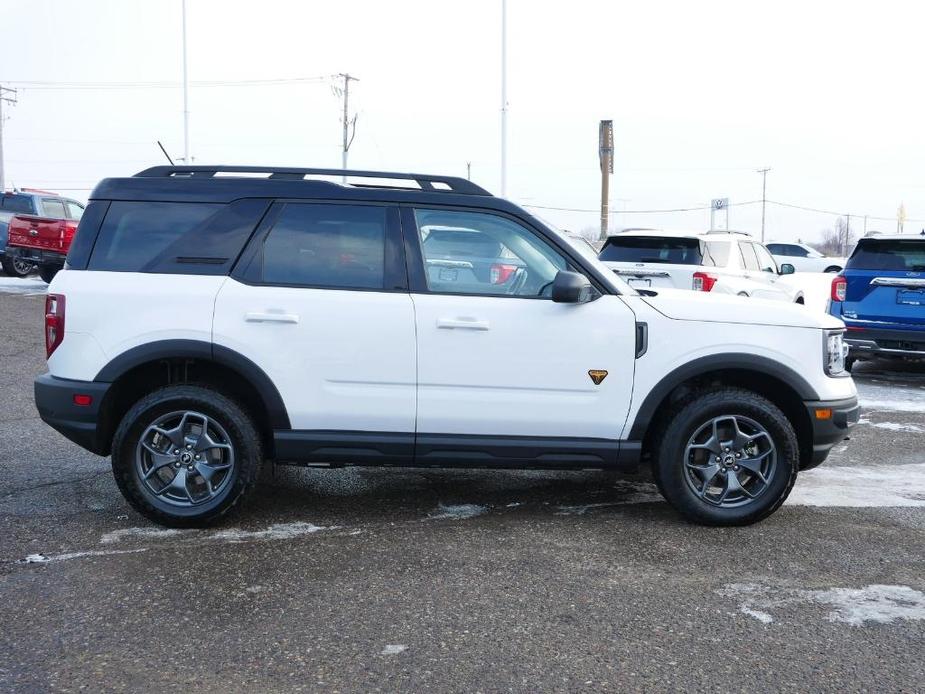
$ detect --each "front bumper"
[802,396,860,469]
[9,246,66,267]
[34,374,111,455]
[844,325,925,359]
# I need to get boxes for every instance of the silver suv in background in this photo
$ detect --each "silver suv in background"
[598,229,804,303]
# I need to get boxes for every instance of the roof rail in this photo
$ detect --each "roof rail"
[134,165,492,196]
[706,229,752,236]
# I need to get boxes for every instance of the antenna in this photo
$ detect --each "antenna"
[157,141,175,165]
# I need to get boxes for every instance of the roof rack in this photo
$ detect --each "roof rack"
[134,166,492,196]
[706,229,752,236]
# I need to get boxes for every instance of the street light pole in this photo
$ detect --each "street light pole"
[500,0,508,197]
[181,0,190,163]
[757,167,770,242]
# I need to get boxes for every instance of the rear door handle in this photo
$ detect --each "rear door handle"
[437,317,490,331]
[245,311,300,324]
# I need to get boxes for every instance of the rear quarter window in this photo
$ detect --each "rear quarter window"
[599,236,703,265]
[847,239,925,271]
[87,199,268,274]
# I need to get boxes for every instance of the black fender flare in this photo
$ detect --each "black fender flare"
[93,339,291,429]
[627,353,819,440]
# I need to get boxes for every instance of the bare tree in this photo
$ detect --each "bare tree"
[811,217,851,256]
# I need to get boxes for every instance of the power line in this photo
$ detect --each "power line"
[524,200,762,214]
[0,76,330,90]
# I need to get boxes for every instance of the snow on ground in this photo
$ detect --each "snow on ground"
[0,277,47,295]
[429,503,488,520]
[787,463,925,507]
[721,582,925,627]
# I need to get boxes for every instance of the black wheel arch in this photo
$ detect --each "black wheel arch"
[93,339,289,456]
[629,353,818,470]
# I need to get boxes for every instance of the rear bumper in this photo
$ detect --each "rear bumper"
[845,328,925,358]
[9,246,66,267]
[34,374,110,455]
[802,396,860,469]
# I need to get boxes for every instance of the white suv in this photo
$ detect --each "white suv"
[34,167,858,527]
[766,241,845,274]
[599,229,805,303]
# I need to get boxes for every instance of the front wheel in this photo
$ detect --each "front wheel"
[1,256,34,278]
[38,265,59,283]
[111,385,263,527]
[652,388,798,526]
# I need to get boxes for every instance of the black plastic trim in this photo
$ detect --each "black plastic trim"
[635,322,648,358]
[628,353,821,440]
[34,374,111,455]
[93,339,291,429]
[272,430,640,471]
[803,396,860,469]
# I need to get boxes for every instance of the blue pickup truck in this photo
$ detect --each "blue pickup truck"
[829,232,925,370]
[0,190,85,277]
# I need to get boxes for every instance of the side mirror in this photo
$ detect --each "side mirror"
[552,270,597,303]
[779,263,795,275]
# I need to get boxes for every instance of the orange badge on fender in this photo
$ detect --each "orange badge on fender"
[588,370,608,385]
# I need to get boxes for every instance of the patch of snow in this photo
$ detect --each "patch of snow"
[860,398,925,414]
[787,463,925,507]
[17,548,147,564]
[381,644,408,655]
[209,521,332,542]
[429,503,487,520]
[869,421,923,433]
[741,607,774,624]
[505,502,524,508]
[0,277,47,295]
[100,527,184,544]
[721,582,925,627]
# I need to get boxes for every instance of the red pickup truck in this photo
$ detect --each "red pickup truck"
[7,211,80,283]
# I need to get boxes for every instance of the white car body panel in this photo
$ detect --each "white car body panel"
[47,270,225,381]
[768,242,845,273]
[411,293,637,438]
[212,278,417,432]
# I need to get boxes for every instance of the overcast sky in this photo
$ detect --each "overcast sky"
[3,0,925,241]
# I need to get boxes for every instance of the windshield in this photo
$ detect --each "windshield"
[846,239,925,271]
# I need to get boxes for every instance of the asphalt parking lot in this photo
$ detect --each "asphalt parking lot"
[1,287,923,692]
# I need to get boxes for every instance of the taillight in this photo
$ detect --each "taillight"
[45,294,65,358]
[831,276,847,302]
[692,271,718,292]
[490,263,518,285]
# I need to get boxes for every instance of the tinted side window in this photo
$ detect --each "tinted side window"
[789,244,810,257]
[42,199,66,219]
[739,242,761,271]
[260,204,386,289]
[414,208,567,297]
[88,200,267,274]
[766,243,786,255]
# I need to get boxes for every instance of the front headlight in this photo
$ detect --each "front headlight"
[824,329,849,376]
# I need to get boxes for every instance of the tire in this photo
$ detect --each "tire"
[651,387,798,526]
[737,292,749,297]
[824,266,842,273]
[38,265,59,284]
[111,385,263,527]
[1,256,34,278]
[795,296,805,305]
[845,356,856,373]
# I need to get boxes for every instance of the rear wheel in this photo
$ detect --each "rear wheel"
[824,265,842,273]
[1,256,34,278]
[111,385,263,527]
[652,388,798,526]
[38,265,59,283]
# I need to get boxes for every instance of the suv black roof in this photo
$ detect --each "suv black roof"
[90,166,524,215]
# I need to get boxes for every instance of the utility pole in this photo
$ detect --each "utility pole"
[500,0,508,197]
[757,167,770,243]
[337,73,359,182]
[844,215,851,258]
[181,0,190,163]
[0,85,17,192]
[599,120,614,240]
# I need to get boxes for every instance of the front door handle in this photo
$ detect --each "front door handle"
[245,311,300,324]
[437,317,490,331]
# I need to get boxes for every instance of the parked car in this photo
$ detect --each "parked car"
[766,241,845,273]
[0,190,84,280]
[34,166,857,528]
[829,233,925,369]
[598,229,804,303]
